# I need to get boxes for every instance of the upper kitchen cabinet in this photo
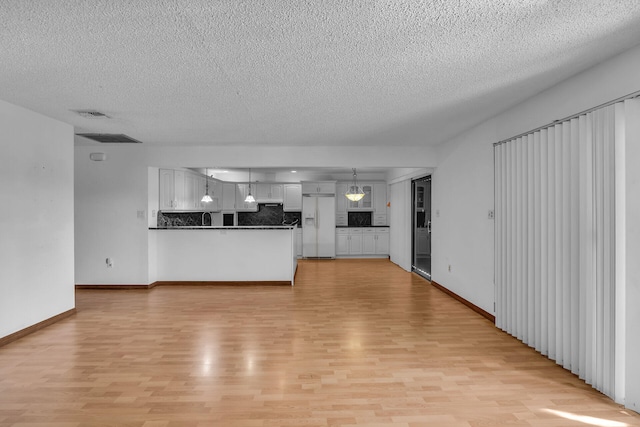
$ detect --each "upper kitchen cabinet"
[302,181,336,195]
[348,183,373,211]
[235,183,259,211]
[159,169,185,210]
[283,184,302,211]
[198,176,222,212]
[335,182,348,226]
[256,183,284,203]
[159,169,221,211]
[221,182,236,211]
[373,182,388,225]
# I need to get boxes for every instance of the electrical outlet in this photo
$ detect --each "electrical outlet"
[488,210,494,219]
[448,264,452,272]
[106,258,113,267]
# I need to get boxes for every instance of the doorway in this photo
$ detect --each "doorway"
[412,176,431,280]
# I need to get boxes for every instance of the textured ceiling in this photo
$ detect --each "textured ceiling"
[2,1,640,148]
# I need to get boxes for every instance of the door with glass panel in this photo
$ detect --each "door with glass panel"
[412,176,431,279]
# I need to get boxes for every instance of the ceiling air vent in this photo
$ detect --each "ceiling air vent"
[76,133,143,144]
[72,109,110,119]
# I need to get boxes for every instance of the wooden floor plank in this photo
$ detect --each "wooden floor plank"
[0,259,638,426]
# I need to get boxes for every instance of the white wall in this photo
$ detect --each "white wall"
[75,146,150,284]
[389,180,412,271]
[0,100,75,338]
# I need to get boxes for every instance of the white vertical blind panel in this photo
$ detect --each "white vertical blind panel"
[494,103,619,400]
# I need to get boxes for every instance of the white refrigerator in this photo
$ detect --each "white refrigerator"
[302,195,336,258]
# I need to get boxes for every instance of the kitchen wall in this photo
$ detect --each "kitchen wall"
[0,99,75,338]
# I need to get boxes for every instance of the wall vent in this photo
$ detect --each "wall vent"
[72,109,110,119]
[76,133,143,144]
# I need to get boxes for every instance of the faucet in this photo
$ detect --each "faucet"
[202,212,213,227]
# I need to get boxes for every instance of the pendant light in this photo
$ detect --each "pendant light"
[201,168,213,203]
[244,168,256,203]
[345,168,365,202]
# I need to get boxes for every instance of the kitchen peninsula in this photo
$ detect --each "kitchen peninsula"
[148,226,297,286]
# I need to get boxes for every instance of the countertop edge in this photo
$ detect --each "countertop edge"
[149,226,297,230]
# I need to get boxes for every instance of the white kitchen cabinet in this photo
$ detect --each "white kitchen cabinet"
[256,183,283,203]
[373,214,387,226]
[373,182,388,225]
[160,169,221,211]
[335,228,363,255]
[199,176,221,211]
[363,228,389,255]
[335,183,348,226]
[296,228,303,258]
[335,229,350,255]
[362,230,376,254]
[376,228,390,254]
[222,182,236,211]
[283,184,302,211]
[302,181,336,195]
[235,184,258,211]
[159,169,186,210]
[337,227,389,256]
[348,183,373,211]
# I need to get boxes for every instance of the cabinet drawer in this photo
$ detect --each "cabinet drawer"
[336,213,347,226]
[373,214,387,226]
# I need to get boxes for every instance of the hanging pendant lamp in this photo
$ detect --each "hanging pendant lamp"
[345,168,365,202]
[244,168,256,203]
[201,168,213,203]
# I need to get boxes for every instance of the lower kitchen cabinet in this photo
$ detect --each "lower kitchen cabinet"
[336,228,388,256]
[362,228,389,255]
[296,228,303,258]
[336,228,362,255]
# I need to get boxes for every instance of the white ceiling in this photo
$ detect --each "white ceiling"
[2,1,640,149]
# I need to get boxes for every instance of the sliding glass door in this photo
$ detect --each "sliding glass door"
[412,176,431,279]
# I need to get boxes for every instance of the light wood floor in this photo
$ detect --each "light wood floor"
[1,259,638,426]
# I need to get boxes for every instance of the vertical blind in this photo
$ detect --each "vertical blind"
[494,103,618,399]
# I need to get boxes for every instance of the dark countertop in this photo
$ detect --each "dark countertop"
[150,226,296,230]
[336,225,390,228]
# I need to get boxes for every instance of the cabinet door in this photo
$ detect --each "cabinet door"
[296,229,303,257]
[374,183,387,213]
[173,170,186,209]
[317,182,336,194]
[184,173,199,210]
[235,184,258,211]
[256,183,271,201]
[336,183,348,214]
[375,229,390,255]
[199,176,220,211]
[302,181,335,195]
[362,232,376,254]
[336,231,350,255]
[222,183,236,211]
[349,232,363,254]
[270,184,283,202]
[348,183,372,210]
[283,184,302,211]
[159,169,175,210]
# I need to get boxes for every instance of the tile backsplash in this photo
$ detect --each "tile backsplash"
[157,205,301,227]
[348,212,372,227]
[238,204,301,227]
